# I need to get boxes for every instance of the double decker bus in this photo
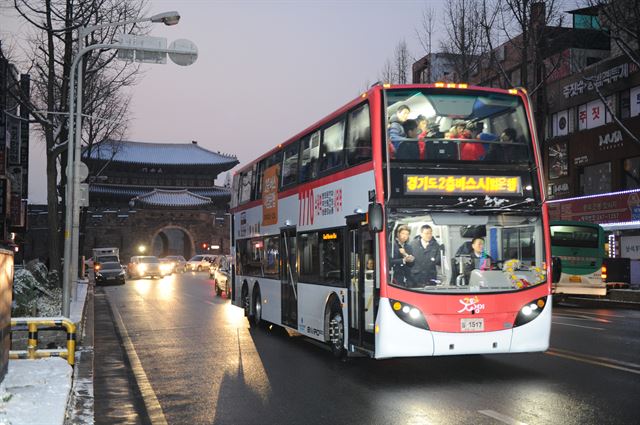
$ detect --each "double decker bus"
[230,83,552,358]
[549,220,607,297]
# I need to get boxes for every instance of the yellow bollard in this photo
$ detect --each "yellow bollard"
[66,322,76,366]
[27,322,38,359]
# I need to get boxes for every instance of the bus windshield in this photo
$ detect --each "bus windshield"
[386,89,533,163]
[550,225,599,248]
[388,210,546,294]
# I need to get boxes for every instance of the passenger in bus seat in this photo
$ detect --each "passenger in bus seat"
[388,104,411,149]
[390,225,414,286]
[485,128,520,162]
[409,225,441,286]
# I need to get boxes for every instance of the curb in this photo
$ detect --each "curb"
[64,283,94,424]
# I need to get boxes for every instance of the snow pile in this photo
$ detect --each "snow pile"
[12,262,61,317]
[0,358,72,425]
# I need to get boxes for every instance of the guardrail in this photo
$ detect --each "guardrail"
[9,317,76,366]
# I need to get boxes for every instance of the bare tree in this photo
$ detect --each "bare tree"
[12,0,147,277]
[379,40,411,84]
[379,57,395,83]
[440,0,486,81]
[394,39,410,84]
[416,6,437,57]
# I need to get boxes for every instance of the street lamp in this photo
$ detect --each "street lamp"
[62,11,194,316]
[138,245,147,254]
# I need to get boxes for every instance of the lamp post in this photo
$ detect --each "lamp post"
[62,11,186,316]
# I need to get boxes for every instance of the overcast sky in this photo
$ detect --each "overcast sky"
[1,0,575,203]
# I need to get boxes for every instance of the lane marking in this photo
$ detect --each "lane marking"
[551,321,604,331]
[478,410,527,425]
[553,313,611,323]
[109,297,168,425]
[546,348,640,375]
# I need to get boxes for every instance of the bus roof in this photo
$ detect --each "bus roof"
[234,83,526,175]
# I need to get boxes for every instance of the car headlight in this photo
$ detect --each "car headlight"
[389,299,430,330]
[137,264,147,273]
[513,296,547,327]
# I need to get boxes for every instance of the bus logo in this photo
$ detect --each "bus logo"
[457,296,485,314]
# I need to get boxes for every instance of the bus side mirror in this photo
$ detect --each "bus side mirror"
[551,257,562,283]
[368,203,383,233]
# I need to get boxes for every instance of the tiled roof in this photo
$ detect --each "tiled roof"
[89,184,230,199]
[84,140,238,166]
[133,189,213,207]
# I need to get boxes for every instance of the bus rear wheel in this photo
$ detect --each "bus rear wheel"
[328,305,345,358]
[251,287,263,328]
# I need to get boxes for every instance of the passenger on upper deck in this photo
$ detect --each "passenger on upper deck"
[416,115,429,138]
[459,122,487,161]
[389,104,411,149]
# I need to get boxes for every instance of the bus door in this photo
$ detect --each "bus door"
[280,227,298,328]
[346,215,376,350]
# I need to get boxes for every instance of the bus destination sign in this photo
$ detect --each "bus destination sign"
[404,175,522,196]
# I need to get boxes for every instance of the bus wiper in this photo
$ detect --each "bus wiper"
[482,197,536,211]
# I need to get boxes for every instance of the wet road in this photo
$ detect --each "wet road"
[99,273,640,425]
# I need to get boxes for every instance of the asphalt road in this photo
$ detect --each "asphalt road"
[98,272,640,425]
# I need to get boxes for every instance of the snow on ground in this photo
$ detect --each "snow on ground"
[0,358,72,425]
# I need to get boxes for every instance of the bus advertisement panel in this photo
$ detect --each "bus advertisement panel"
[230,84,552,359]
[549,220,607,297]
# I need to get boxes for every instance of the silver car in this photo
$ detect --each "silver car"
[127,256,162,279]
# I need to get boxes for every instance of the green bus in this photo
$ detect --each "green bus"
[550,221,607,297]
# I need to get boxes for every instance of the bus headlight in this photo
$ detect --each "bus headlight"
[390,299,429,330]
[513,296,547,327]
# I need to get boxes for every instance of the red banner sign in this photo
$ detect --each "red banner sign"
[548,191,640,224]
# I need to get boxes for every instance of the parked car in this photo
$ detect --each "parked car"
[162,255,187,273]
[127,256,163,279]
[186,254,216,272]
[94,261,126,285]
[211,255,232,297]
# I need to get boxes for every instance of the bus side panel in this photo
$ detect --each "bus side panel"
[375,298,434,359]
[510,296,552,353]
[297,283,346,342]
[257,277,282,326]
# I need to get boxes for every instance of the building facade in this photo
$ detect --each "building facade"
[0,42,30,258]
[25,140,238,263]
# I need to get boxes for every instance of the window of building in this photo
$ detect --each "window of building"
[605,95,615,124]
[620,89,630,119]
[345,104,371,166]
[580,162,612,195]
[281,141,299,187]
[299,131,320,183]
[320,119,345,172]
[623,157,640,189]
[630,86,640,117]
[263,235,280,277]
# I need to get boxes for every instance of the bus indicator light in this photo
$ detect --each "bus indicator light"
[458,83,468,89]
[601,265,607,280]
[435,82,445,87]
[392,301,402,311]
[446,83,456,88]
[509,89,518,95]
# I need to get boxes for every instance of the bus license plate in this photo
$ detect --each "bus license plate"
[569,275,582,283]
[461,318,484,332]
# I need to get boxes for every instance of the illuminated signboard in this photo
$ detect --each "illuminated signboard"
[404,175,522,196]
[322,232,338,240]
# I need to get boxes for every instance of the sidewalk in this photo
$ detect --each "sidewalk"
[0,281,92,425]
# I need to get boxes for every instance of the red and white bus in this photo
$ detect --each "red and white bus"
[229,83,552,358]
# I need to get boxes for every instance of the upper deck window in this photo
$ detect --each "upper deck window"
[385,89,533,164]
[346,104,371,166]
[320,119,345,172]
[300,131,321,183]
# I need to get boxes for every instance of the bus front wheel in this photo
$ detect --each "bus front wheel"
[242,285,252,318]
